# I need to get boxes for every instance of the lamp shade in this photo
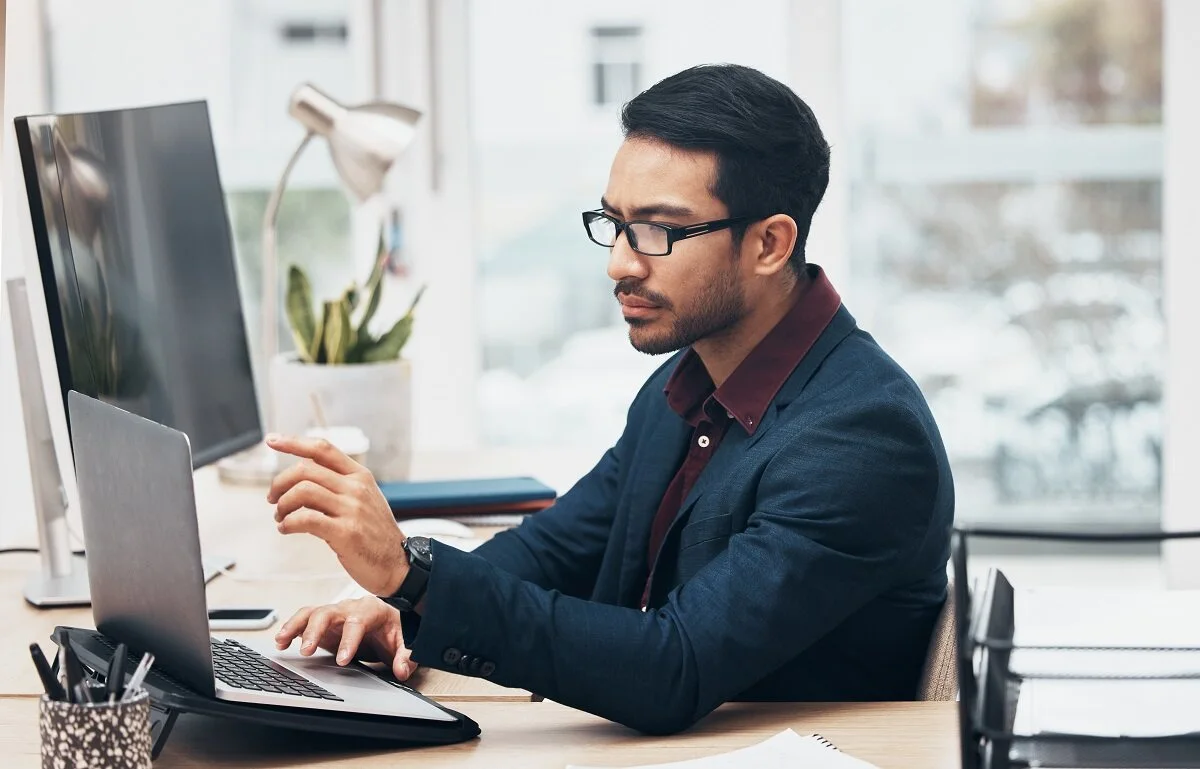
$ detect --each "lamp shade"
[287,83,421,201]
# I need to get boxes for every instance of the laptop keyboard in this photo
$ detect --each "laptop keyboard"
[211,638,342,701]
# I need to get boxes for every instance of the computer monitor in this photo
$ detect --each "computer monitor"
[15,100,261,468]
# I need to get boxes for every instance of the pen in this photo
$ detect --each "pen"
[73,682,93,705]
[29,643,67,701]
[107,643,127,703]
[58,631,84,702]
[121,652,155,702]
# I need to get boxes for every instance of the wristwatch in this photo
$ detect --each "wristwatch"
[382,536,433,613]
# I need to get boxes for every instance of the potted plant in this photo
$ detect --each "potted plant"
[271,232,424,481]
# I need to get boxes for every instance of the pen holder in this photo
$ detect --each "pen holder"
[39,689,152,769]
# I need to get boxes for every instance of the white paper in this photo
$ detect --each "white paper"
[1008,588,1200,737]
[1014,679,1200,738]
[1010,588,1200,678]
[565,729,878,769]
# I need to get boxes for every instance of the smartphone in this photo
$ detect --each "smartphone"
[207,608,278,631]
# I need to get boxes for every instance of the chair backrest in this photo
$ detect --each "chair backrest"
[917,584,957,701]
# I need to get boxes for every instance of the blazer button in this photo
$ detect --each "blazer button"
[456,654,473,674]
[442,648,462,665]
[467,656,483,676]
[479,661,496,678]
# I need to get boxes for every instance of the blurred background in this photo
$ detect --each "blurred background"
[3,0,1197,583]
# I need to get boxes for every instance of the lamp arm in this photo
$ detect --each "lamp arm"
[260,131,314,432]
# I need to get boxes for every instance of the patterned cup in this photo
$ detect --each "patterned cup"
[38,689,152,769]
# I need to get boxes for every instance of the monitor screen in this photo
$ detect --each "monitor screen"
[15,100,261,468]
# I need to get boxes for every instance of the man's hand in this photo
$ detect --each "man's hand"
[266,433,409,596]
[275,597,418,681]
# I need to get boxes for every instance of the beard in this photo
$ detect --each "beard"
[617,265,747,356]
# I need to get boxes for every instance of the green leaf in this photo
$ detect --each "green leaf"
[285,265,318,363]
[356,246,389,337]
[338,287,359,353]
[323,300,353,364]
[346,332,374,364]
[312,302,331,363]
[361,315,413,363]
[405,284,427,316]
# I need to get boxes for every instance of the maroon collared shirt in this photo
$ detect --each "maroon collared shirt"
[641,265,843,608]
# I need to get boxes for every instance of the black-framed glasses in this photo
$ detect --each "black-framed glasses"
[581,210,763,257]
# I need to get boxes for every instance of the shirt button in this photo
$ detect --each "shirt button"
[697,435,710,448]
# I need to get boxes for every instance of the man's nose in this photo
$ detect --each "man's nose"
[606,228,649,283]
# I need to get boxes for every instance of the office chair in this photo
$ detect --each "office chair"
[917,582,957,701]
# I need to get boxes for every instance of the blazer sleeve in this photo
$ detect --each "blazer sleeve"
[466,438,623,598]
[404,398,943,735]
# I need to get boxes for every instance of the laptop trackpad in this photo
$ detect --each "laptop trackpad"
[270,648,399,692]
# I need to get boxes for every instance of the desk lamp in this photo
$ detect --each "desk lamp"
[218,83,421,485]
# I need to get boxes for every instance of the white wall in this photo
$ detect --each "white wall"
[1162,0,1200,586]
[1,0,49,548]
[787,0,847,289]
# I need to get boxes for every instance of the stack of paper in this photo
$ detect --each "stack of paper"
[1010,588,1200,738]
[565,729,878,769]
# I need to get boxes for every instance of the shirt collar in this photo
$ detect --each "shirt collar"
[664,264,842,433]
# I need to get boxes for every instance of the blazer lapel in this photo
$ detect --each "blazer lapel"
[743,305,859,452]
[663,306,860,531]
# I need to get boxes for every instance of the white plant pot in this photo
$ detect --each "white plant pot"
[270,354,412,481]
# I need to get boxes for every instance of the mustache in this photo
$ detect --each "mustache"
[613,280,671,309]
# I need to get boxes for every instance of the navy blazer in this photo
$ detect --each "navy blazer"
[404,305,954,734]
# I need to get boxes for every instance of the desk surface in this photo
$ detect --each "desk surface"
[0,466,531,702]
[0,697,958,768]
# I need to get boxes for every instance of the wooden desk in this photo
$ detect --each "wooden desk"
[0,697,958,768]
[0,467,532,702]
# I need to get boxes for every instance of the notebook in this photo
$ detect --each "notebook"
[378,476,556,519]
[565,729,879,769]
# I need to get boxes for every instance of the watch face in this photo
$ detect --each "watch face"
[406,536,434,567]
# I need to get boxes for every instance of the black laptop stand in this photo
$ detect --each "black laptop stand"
[952,527,1200,769]
[51,626,480,759]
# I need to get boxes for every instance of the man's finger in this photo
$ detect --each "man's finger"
[275,605,317,649]
[337,615,369,665]
[267,459,351,505]
[275,480,347,522]
[300,607,340,656]
[392,647,418,681]
[266,434,361,475]
[277,507,340,544]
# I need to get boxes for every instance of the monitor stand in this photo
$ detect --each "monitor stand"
[24,553,236,608]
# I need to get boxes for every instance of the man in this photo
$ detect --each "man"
[267,63,953,735]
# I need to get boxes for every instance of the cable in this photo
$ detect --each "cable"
[0,547,85,556]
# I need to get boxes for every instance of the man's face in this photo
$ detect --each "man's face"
[602,138,748,356]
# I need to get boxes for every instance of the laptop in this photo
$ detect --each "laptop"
[66,390,456,724]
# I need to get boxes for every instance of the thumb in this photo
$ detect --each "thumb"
[392,647,417,681]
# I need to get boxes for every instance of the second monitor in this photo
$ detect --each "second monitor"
[15,99,261,468]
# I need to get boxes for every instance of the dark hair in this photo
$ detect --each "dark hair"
[620,64,830,272]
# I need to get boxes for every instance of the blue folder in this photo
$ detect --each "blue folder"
[377,476,557,517]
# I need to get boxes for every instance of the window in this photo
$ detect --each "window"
[468,1,792,458]
[845,0,1164,528]
[591,26,642,107]
[40,0,364,398]
[279,20,348,44]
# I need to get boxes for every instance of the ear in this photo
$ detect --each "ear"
[745,214,799,277]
